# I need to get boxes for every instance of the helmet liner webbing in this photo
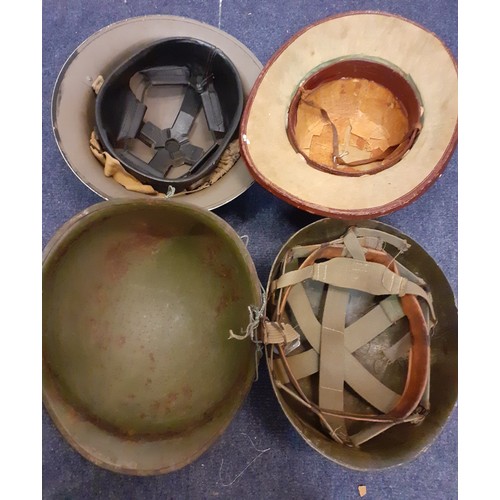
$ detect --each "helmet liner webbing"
[272,293,405,413]
[276,280,415,355]
[266,227,433,446]
[319,285,350,439]
[274,258,433,312]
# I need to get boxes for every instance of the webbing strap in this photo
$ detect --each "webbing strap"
[274,258,433,319]
[286,228,408,264]
[343,229,366,261]
[286,287,404,355]
[274,348,318,382]
[344,355,399,413]
[319,286,349,429]
[270,230,431,446]
[288,244,328,260]
[394,261,427,287]
[264,322,300,345]
[275,293,405,413]
[286,235,383,261]
[352,227,410,252]
[275,346,403,412]
[384,332,411,363]
[286,284,321,351]
[346,296,404,352]
[275,347,402,414]
[350,422,396,447]
[349,301,432,445]
[420,301,431,411]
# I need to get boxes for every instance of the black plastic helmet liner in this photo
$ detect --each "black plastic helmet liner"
[95,38,244,193]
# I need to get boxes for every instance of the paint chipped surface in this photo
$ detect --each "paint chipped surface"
[104,230,163,282]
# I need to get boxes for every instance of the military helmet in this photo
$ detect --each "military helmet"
[51,15,262,207]
[263,218,457,470]
[42,199,261,474]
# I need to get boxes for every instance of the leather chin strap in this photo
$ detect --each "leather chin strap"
[265,227,433,446]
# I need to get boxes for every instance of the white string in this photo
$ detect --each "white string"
[218,0,223,29]
[240,234,249,247]
[228,284,266,380]
[228,284,266,342]
[165,185,176,198]
[218,433,270,487]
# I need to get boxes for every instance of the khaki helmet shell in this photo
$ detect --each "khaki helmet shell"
[51,15,262,209]
[42,199,261,474]
[264,218,457,470]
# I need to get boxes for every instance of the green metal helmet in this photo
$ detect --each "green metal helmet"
[42,199,260,474]
[263,218,457,470]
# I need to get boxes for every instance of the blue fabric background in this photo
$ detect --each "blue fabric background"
[42,1,458,498]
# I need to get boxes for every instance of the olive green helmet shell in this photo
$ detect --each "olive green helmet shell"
[264,218,457,470]
[42,199,261,475]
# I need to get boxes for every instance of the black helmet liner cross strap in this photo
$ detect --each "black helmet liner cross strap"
[95,38,244,194]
